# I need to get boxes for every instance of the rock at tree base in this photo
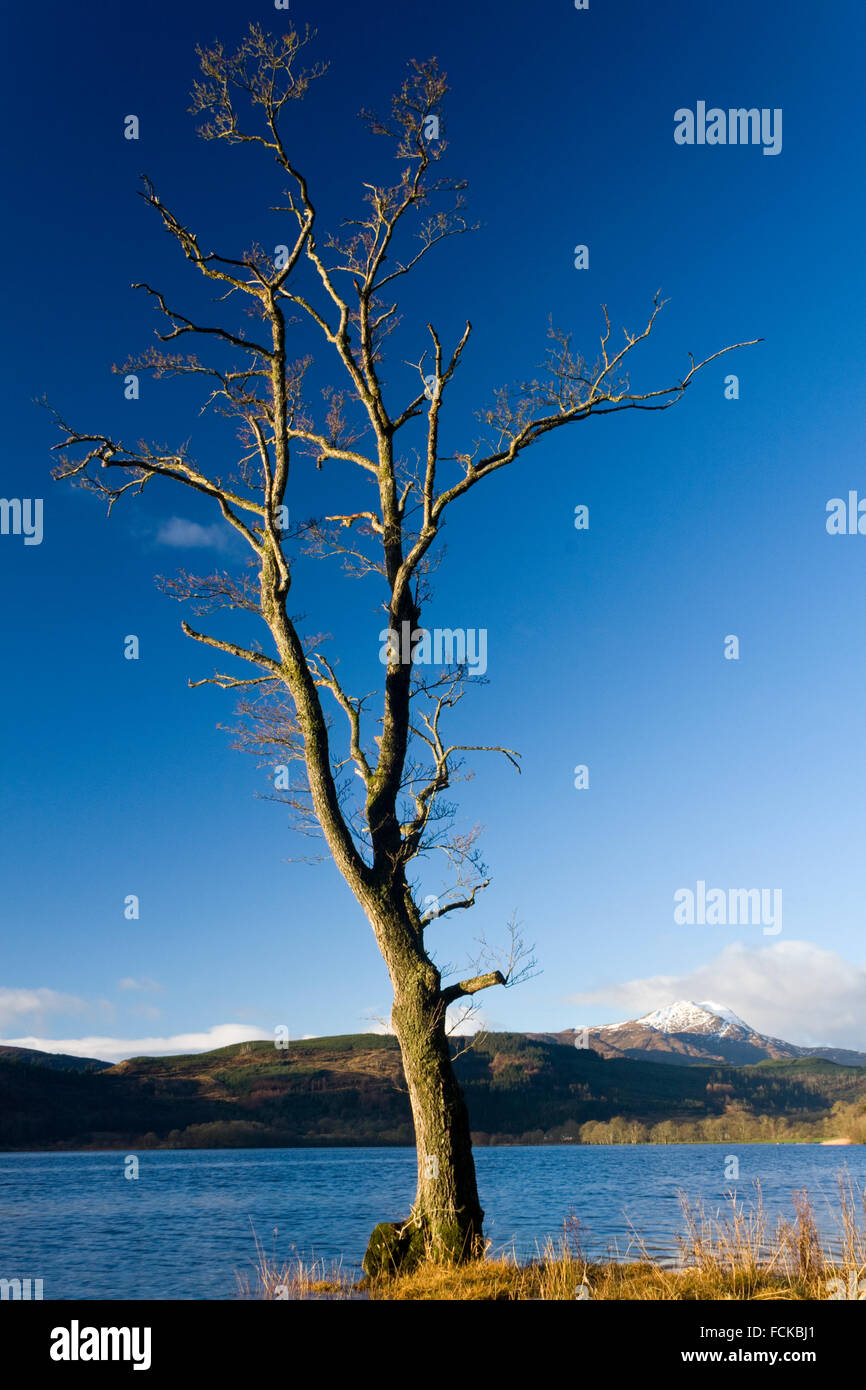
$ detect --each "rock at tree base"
[362,1220,426,1278]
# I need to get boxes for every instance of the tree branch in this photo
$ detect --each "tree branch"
[441,970,506,1007]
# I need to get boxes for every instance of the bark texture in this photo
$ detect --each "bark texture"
[367,897,484,1267]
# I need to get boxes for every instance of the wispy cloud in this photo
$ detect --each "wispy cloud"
[154,517,234,552]
[568,940,866,1050]
[0,1023,272,1064]
[359,1009,394,1036]
[0,987,86,1031]
[117,977,161,993]
[129,1005,162,1021]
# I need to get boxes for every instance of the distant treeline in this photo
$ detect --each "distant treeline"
[473,1101,866,1147]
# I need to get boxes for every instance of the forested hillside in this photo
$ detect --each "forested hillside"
[2,1034,865,1150]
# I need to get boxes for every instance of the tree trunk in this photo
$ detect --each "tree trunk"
[392,962,484,1257]
[362,896,484,1272]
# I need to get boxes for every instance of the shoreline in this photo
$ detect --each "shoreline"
[2,1136,864,1155]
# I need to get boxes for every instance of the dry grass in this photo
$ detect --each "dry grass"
[238,1222,359,1300]
[252,1174,866,1301]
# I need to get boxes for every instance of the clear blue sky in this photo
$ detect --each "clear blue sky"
[2,0,866,1059]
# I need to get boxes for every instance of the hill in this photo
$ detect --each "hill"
[2,1031,865,1150]
[0,1044,111,1073]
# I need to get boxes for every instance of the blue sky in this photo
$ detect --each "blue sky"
[2,0,866,1060]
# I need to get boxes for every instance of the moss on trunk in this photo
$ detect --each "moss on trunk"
[362,900,485,1270]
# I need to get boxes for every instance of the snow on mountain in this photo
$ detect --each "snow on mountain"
[697,1001,753,1030]
[606,1000,752,1038]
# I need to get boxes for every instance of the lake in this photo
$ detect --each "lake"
[1,1144,864,1299]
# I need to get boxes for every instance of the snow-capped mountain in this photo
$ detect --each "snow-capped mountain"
[607,1001,753,1038]
[530,1000,866,1067]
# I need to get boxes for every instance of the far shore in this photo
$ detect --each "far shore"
[2,1136,865,1155]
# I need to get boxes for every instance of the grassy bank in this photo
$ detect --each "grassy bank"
[248,1176,866,1301]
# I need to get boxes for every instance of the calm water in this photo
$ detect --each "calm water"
[1,1144,864,1300]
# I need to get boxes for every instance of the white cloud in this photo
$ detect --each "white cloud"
[568,940,866,1050]
[0,1023,271,1064]
[117,977,161,992]
[359,1010,394,1035]
[446,1004,489,1036]
[0,987,86,1031]
[155,517,233,551]
[360,1003,489,1039]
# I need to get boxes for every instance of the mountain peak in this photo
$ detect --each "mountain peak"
[609,1000,752,1038]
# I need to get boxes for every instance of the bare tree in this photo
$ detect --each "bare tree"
[50,24,758,1268]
